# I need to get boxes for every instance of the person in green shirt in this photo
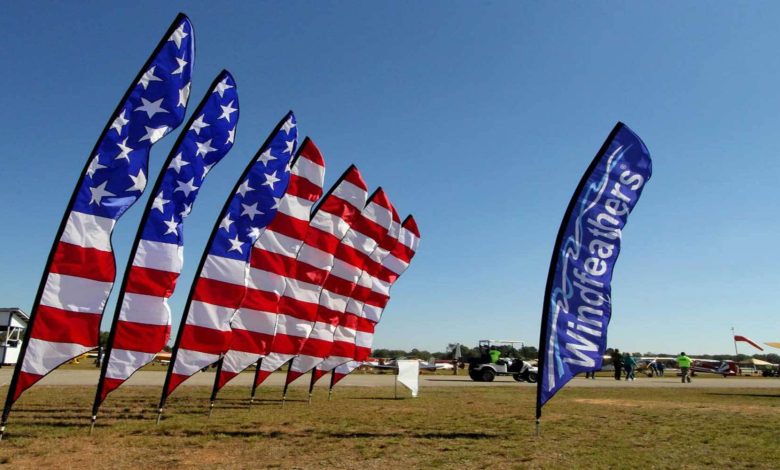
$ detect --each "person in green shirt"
[676,352,693,383]
[623,353,637,381]
[489,348,501,364]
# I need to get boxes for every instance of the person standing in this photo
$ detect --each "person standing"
[623,353,637,381]
[611,349,623,381]
[657,361,665,377]
[648,360,658,377]
[676,352,692,383]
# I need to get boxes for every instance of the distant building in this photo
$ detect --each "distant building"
[0,308,28,366]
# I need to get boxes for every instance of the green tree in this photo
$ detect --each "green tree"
[99,331,110,347]
[372,349,392,358]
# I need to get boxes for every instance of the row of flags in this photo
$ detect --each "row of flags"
[0,11,658,437]
[6,15,195,410]
[1,14,420,437]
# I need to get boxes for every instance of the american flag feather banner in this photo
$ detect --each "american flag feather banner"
[158,112,297,414]
[308,214,402,389]
[210,138,325,398]
[1,14,194,434]
[285,189,399,389]
[321,216,420,389]
[251,166,368,390]
[91,71,239,421]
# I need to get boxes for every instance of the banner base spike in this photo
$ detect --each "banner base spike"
[281,394,286,407]
[89,416,97,435]
[248,396,254,410]
[535,418,541,437]
[208,401,214,418]
[0,423,6,441]
[327,389,332,401]
[307,392,312,405]
[155,408,163,425]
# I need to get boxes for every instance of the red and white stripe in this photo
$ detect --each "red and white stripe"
[12,212,117,401]
[214,139,325,391]
[166,252,247,393]
[313,216,402,377]
[253,166,368,387]
[324,216,420,387]
[286,189,400,384]
[99,239,183,400]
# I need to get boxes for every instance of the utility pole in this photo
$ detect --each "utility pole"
[447,343,461,376]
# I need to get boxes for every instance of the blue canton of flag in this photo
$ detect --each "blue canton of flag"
[72,16,195,221]
[210,111,298,261]
[143,71,238,245]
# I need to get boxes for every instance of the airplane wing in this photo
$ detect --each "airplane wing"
[361,359,443,371]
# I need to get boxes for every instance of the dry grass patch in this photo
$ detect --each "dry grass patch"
[0,384,778,469]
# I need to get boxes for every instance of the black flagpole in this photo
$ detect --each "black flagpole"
[328,369,336,401]
[0,13,190,442]
[157,111,293,423]
[249,358,263,407]
[307,370,317,404]
[208,358,224,418]
[535,122,625,435]
[281,360,291,405]
[90,71,227,434]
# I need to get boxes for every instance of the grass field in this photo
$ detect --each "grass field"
[0,383,778,469]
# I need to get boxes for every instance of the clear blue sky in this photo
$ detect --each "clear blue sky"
[1,2,778,356]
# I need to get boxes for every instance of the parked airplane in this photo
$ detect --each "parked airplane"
[634,357,738,377]
[361,358,448,371]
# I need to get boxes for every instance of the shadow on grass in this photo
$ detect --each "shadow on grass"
[156,428,498,440]
[14,407,88,414]
[212,403,283,410]
[326,431,498,439]
[170,429,289,438]
[343,397,403,400]
[12,420,90,429]
[705,393,780,399]
[213,398,278,405]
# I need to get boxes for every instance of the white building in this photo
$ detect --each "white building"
[0,308,28,366]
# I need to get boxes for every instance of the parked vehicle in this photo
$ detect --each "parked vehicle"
[761,367,779,377]
[467,340,537,383]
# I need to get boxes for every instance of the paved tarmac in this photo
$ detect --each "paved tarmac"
[1,368,778,389]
